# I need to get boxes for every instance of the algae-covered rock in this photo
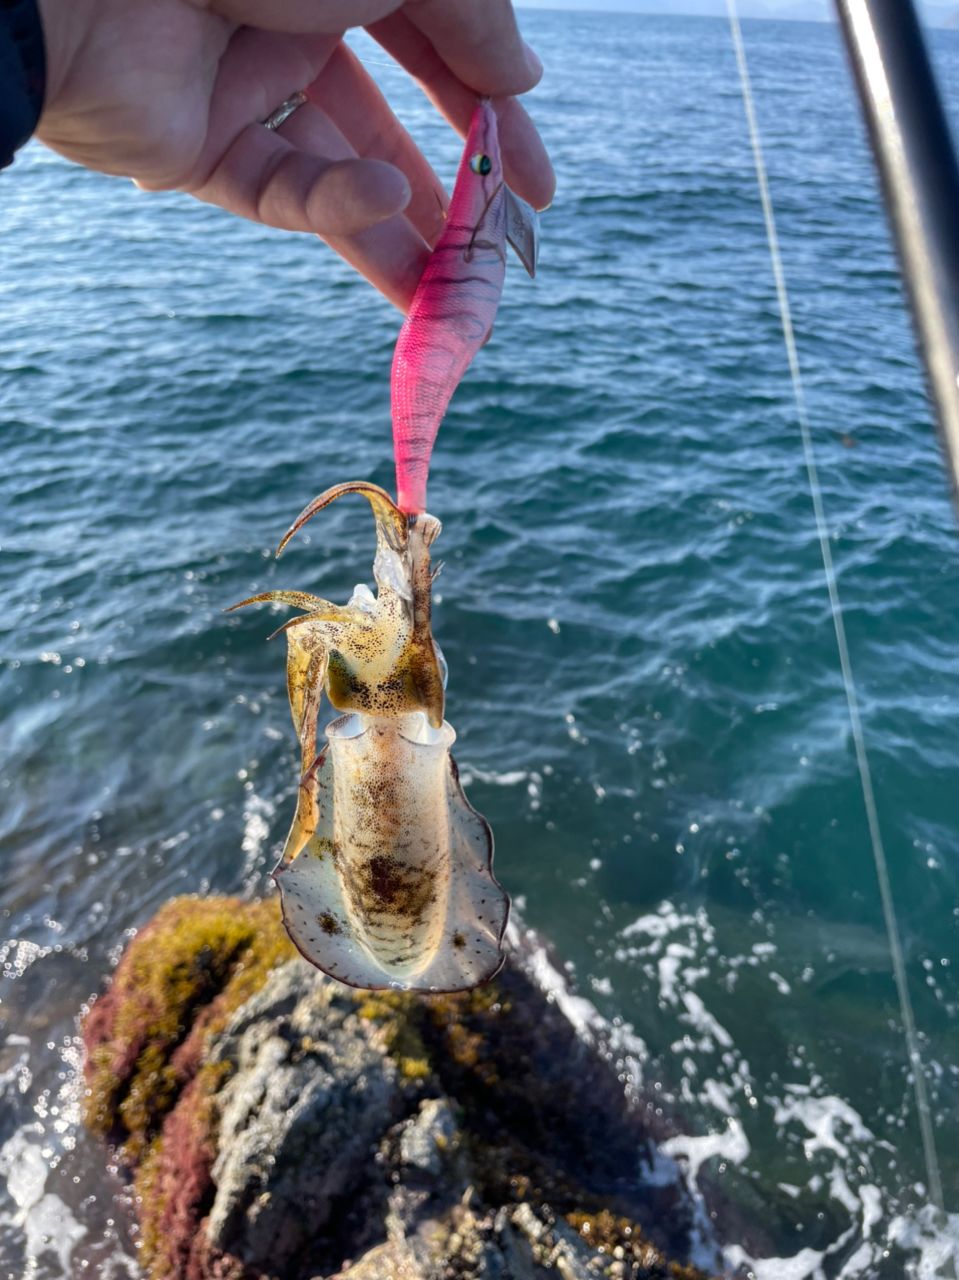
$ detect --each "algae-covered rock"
[82,895,295,1161]
[81,895,715,1280]
[82,895,297,1279]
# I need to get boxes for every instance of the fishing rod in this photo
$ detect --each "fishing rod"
[835,0,959,507]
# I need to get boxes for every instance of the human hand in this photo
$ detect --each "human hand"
[36,0,555,311]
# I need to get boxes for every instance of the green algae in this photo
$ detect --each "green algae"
[355,989,433,1081]
[567,1210,707,1279]
[82,895,295,1161]
[354,982,506,1085]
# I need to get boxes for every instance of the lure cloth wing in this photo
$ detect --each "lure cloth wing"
[231,482,509,992]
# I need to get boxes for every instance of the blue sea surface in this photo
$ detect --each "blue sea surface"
[2,10,958,1277]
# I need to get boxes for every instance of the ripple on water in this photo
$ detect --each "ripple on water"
[2,10,959,1279]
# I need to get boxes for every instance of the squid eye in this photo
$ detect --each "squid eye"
[469,152,492,175]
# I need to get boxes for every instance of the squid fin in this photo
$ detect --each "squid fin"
[414,756,509,991]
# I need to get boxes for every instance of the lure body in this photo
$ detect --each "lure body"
[232,482,509,992]
[391,101,510,516]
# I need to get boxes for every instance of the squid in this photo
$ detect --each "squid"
[230,101,539,991]
[231,483,509,992]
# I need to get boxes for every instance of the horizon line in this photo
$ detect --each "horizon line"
[514,3,958,29]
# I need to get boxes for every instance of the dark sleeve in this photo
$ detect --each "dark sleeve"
[0,0,46,170]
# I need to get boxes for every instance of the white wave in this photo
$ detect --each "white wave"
[773,1084,873,1161]
[0,1125,86,1277]
[662,1117,751,1187]
[0,938,52,980]
[605,899,959,1279]
[508,915,649,1092]
[457,764,543,811]
[725,1243,827,1279]
[240,785,278,890]
[459,765,530,787]
[887,1204,959,1279]
[0,1027,135,1280]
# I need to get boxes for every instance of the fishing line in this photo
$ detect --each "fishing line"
[725,0,945,1214]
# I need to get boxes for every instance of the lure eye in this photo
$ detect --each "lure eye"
[469,152,492,176]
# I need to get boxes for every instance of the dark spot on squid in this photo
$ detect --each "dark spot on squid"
[318,912,342,936]
[362,854,435,925]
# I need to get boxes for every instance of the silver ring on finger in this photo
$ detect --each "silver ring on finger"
[261,91,308,132]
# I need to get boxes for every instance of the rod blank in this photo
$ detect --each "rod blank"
[835,0,959,505]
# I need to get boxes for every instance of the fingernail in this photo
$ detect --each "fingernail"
[376,163,412,217]
[523,41,544,84]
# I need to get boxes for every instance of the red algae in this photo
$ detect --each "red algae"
[82,895,294,1160]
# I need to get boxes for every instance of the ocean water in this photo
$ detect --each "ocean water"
[2,9,959,1278]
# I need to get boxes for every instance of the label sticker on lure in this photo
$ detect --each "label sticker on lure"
[230,482,509,992]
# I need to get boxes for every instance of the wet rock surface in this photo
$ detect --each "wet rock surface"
[80,896,715,1280]
[206,968,401,1271]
